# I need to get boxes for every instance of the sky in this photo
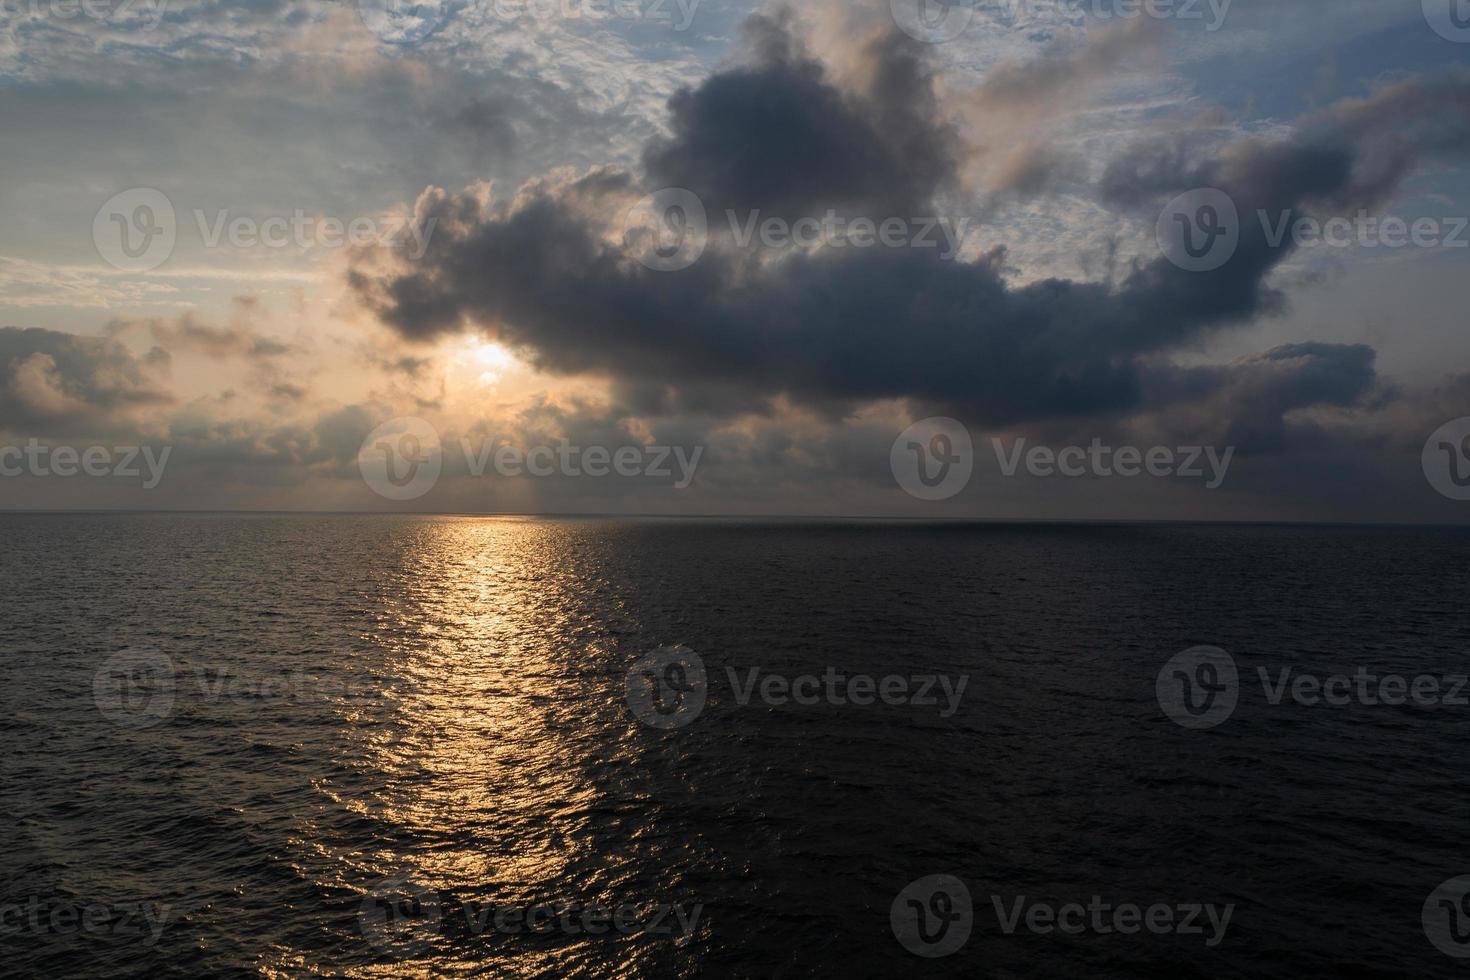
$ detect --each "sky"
[2,0,1470,520]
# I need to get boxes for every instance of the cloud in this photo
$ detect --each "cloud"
[4,1,1465,519]
[0,326,172,434]
[642,10,960,219]
[1102,68,1470,214]
[106,311,298,363]
[349,8,1470,454]
[1131,342,1383,455]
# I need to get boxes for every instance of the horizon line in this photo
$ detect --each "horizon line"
[0,509,1467,530]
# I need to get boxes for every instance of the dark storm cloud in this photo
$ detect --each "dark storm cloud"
[1213,344,1381,453]
[1134,342,1382,455]
[1102,70,1470,212]
[349,13,1470,436]
[642,10,959,218]
[1097,132,1220,208]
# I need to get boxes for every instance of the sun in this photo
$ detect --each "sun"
[464,339,517,385]
[470,340,513,368]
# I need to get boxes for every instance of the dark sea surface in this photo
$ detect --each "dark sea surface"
[3,514,1470,978]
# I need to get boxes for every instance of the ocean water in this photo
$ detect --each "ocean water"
[3,514,1469,978]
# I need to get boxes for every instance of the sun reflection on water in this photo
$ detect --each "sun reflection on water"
[295,518,695,976]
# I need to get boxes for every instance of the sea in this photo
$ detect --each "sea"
[3,514,1469,977]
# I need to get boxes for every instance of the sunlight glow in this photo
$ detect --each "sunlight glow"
[468,340,517,386]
